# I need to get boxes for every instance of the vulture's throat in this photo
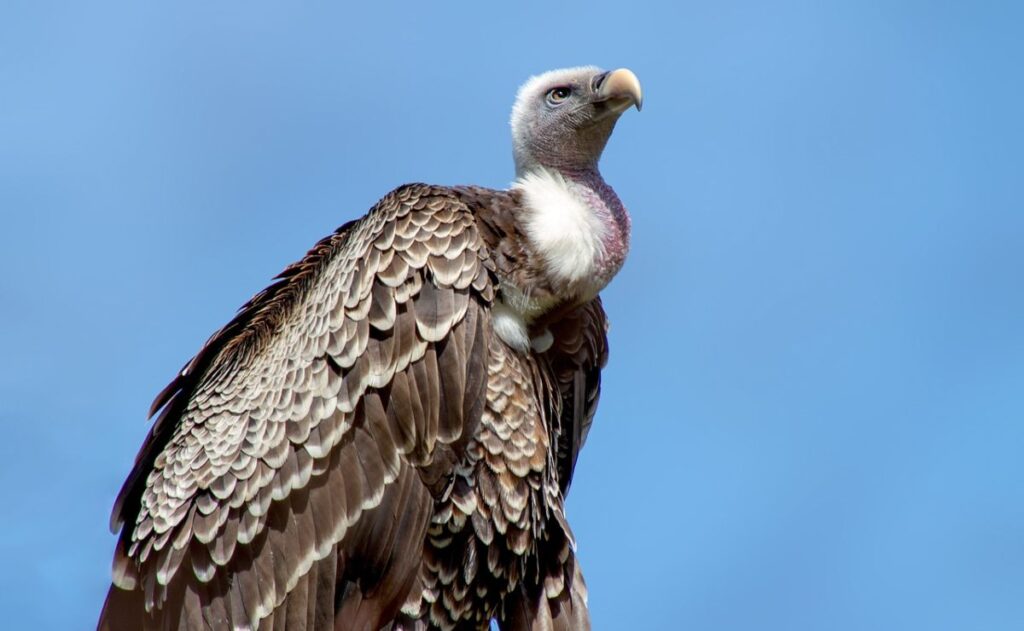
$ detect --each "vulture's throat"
[516,167,630,297]
[496,167,630,353]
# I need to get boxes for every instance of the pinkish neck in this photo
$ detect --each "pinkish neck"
[560,166,629,225]
[557,166,632,283]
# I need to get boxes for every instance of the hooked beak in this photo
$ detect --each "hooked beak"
[593,68,643,113]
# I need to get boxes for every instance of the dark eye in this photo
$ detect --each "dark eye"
[545,87,571,105]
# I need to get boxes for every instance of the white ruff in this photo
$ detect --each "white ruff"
[513,168,607,287]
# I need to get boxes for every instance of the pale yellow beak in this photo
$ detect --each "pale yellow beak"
[597,68,643,112]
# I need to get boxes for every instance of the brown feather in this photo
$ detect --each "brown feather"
[99,182,609,631]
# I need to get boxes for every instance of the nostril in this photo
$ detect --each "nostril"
[591,71,610,92]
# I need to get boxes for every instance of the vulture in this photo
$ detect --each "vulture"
[99,66,642,631]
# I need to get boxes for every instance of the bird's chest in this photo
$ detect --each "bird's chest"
[412,338,564,628]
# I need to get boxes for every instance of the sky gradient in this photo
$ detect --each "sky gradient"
[1,1,1022,629]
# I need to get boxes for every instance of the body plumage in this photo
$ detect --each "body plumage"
[99,66,642,631]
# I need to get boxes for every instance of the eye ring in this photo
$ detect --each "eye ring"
[545,87,572,106]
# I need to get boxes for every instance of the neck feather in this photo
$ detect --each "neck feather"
[512,165,631,299]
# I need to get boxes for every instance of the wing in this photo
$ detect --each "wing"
[99,184,496,631]
[545,298,609,494]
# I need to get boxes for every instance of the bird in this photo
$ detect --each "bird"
[98,65,642,631]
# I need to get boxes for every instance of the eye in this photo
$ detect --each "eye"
[545,86,571,105]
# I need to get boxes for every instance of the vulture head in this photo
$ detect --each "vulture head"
[511,66,642,176]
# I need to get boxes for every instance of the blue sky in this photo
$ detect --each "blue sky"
[2,1,1022,629]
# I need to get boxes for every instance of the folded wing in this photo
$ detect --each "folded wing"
[99,184,496,631]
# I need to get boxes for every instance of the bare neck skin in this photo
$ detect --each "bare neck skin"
[512,117,631,286]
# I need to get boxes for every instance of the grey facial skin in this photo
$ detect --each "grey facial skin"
[511,67,642,176]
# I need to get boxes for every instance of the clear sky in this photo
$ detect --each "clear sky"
[1,2,1022,629]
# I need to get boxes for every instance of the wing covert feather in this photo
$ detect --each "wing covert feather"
[101,184,496,630]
